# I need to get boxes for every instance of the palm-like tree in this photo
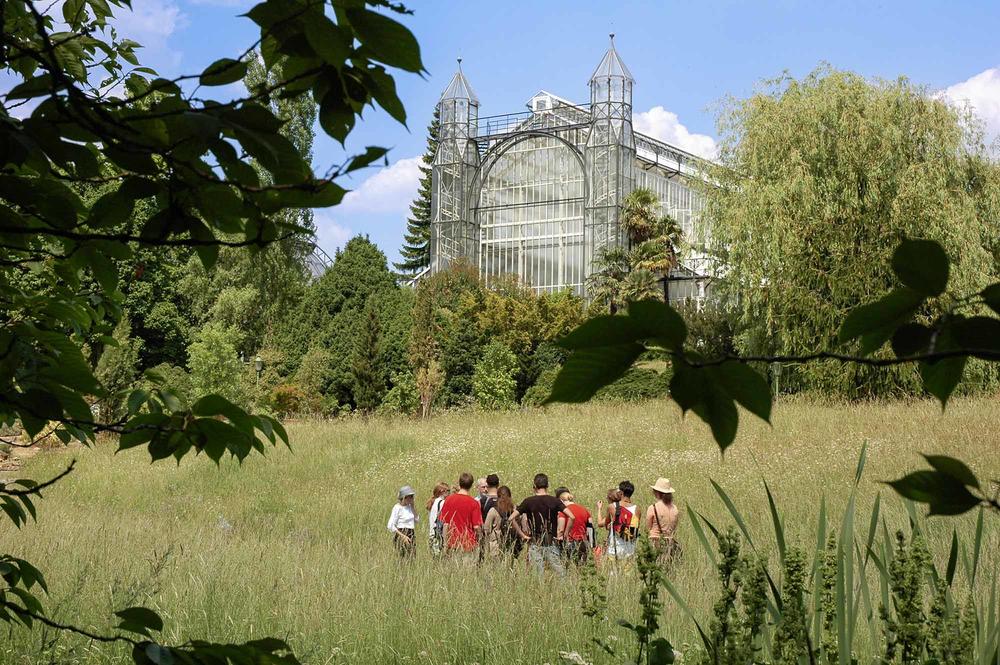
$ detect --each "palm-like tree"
[620,188,661,244]
[586,246,631,314]
[588,188,684,311]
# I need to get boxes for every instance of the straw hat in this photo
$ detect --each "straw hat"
[650,478,675,494]
[398,485,416,500]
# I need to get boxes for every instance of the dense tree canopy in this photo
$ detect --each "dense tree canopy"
[703,67,1000,397]
[0,0,424,660]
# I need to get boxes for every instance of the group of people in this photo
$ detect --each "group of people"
[386,471,680,576]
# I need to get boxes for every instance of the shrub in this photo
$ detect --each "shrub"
[594,367,670,402]
[472,342,519,410]
[270,383,309,417]
[187,325,246,406]
[522,368,558,407]
[292,346,331,396]
[675,300,737,361]
[415,359,444,418]
[142,363,193,408]
[95,317,143,423]
[377,372,419,416]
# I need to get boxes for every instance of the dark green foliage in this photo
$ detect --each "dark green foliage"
[95,317,143,423]
[772,548,809,665]
[0,0,422,659]
[395,109,438,274]
[881,531,931,663]
[594,367,670,402]
[412,264,584,406]
[887,454,991,516]
[275,236,400,407]
[377,371,419,416]
[675,300,737,361]
[351,301,385,411]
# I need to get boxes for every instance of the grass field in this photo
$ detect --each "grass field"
[2,397,999,664]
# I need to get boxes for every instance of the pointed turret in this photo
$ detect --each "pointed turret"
[441,58,479,104]
[430,59,480,274]
[589,33,634,83]
[589,34,633,107]
[438,58,479,132]
[584,35,636,286]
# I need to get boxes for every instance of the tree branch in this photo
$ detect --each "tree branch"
[685,348,1000,368]
[0,460,75,497]
[1,602,136,646]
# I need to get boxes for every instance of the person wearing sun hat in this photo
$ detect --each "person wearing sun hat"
[388,485,419,559]
[645,478,681,564]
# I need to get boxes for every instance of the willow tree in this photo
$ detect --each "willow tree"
[704,67,1000,397]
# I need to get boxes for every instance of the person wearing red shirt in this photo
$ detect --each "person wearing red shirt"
[439,472,483,562]
[557,487,592,565]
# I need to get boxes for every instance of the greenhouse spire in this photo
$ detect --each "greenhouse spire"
[589,33,634,82]
[441,57,479,103]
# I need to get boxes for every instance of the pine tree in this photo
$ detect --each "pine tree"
[394,108,439,275]
[351,300,385,411]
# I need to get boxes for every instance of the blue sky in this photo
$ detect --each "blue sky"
[103,1,1000,263]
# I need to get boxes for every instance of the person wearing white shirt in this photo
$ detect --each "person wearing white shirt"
[426,481,450,556]
[388,485,418,558]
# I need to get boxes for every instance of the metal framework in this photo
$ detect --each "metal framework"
[429,37,712,301]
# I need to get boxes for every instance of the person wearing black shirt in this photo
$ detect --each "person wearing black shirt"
[510,472,574,577]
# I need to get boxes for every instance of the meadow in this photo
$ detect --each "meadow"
[2,397,999,664]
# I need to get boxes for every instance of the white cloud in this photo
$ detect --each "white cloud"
[110,0,187,71]
[633,106,718,160]
[310,155,422,257]
[941,67,1000,148]
[313,210,353,256]
[339,156,423,214]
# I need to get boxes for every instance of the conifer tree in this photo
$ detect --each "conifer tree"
[395,109,440,274]
[351,300,385,411]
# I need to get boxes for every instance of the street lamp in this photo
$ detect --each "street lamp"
[254,355,263,385]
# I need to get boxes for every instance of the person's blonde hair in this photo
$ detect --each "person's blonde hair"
[607,488,623,503]
[426,481,449,511]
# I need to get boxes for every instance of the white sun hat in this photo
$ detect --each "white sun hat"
[650,478,675,494]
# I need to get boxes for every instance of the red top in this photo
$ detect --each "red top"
[565,503,591,541]
[440,493,483,551]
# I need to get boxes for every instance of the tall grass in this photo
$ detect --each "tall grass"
[1,398,998,664]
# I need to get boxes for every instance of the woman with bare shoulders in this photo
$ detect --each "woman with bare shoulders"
[483,485,519,560]
[646,478,681,564]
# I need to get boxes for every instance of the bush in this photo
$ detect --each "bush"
[594,367,670,402]
[270,383,310,417]
[472,342,519,410]
[187,324,246,406]
[377,372,419,416]
[294,346,332,396]
[675,300,737,361]
[522,367,558,407]
[95,317,143,423]
[142,363,193,408]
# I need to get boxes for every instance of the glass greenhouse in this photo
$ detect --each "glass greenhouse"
[429,37,713,302]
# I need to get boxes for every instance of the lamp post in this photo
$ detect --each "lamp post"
[254,355,263,386]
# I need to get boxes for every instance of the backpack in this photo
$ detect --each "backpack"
[479,494,497,521]
[497,508,518,551]
[614,502,639,541]
[433,497,446,533]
